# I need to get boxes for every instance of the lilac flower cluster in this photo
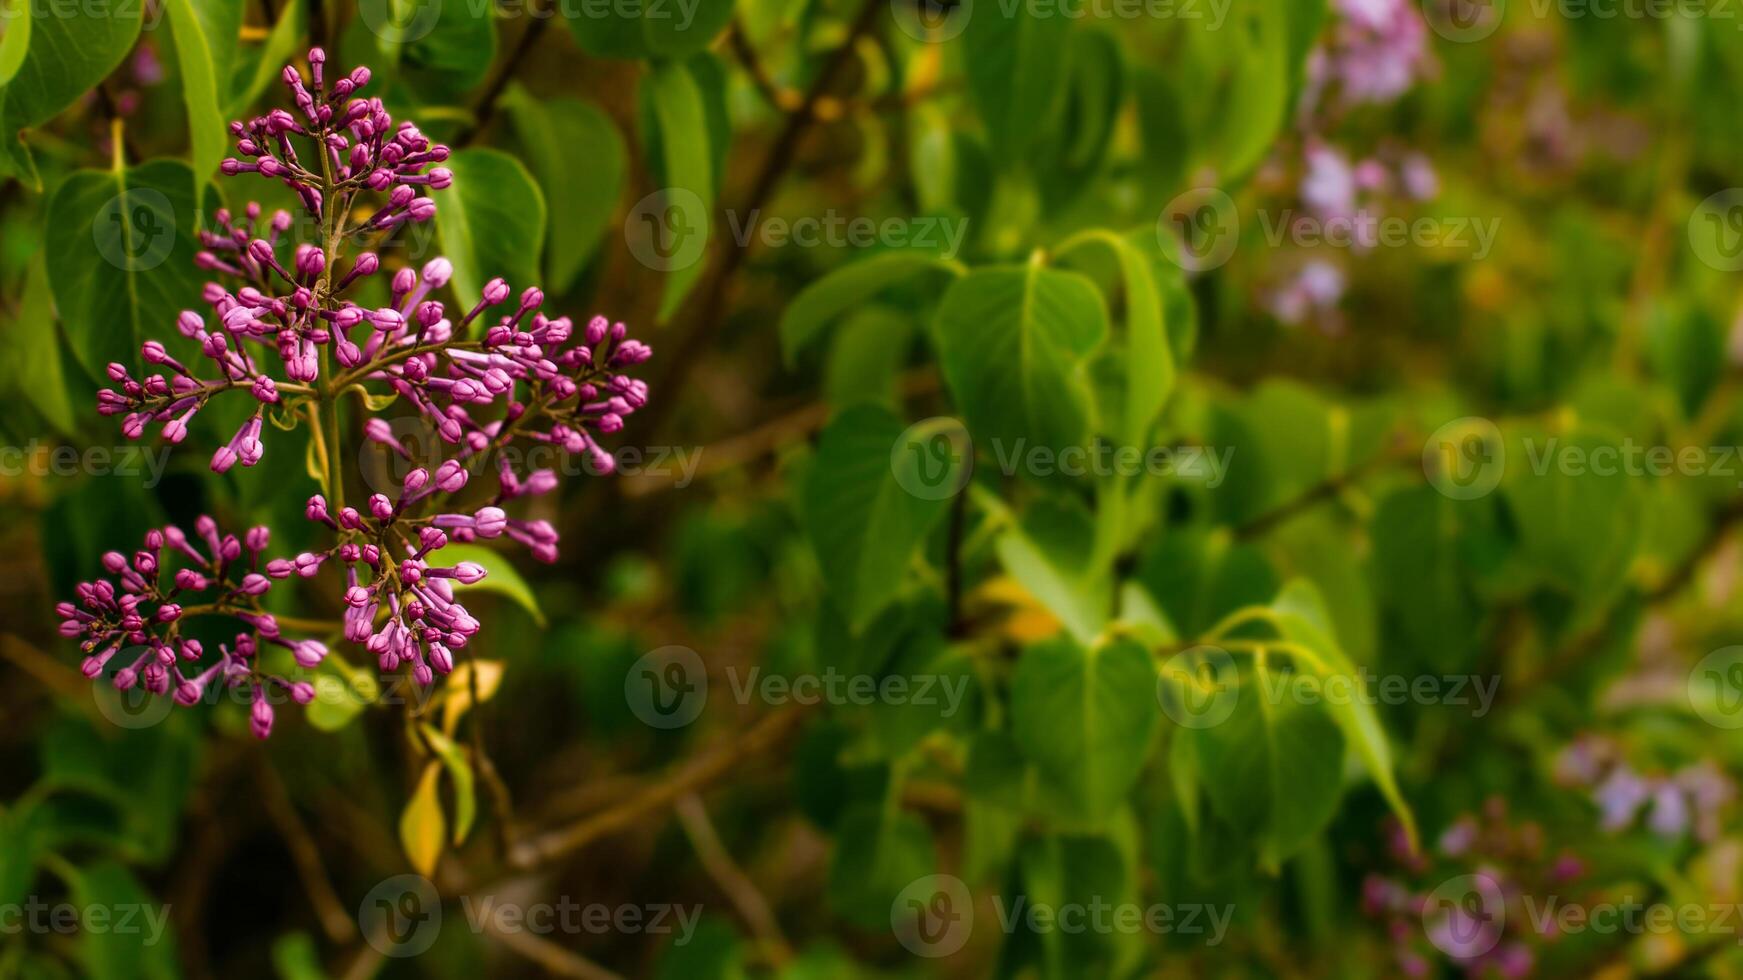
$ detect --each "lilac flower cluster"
[1555,735,1736,842]
[59,518,322,740]
[1304,0,1433,109]
[1362,800,1583,978]
[1259,0,1440,330]
[66,51,653,737]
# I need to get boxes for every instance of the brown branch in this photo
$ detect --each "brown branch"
[508,707,807,869]
[1234,437,1417,540]
[454,0,555,147]
[479,919,624,980]
[728,20,802,113]
[619,368,939,496]
[674,793,792,965]
[640,0,886,439]
[256,765,359,945]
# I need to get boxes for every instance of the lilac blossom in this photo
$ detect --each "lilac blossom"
[67,50,654,736]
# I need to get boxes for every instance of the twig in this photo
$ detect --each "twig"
[674,793,793,965]
[479,919,624,980]
[508,707,807,868]
[619,369,939,496]
[256,765,359,945]
[641,0,886,439]
[454,0,554,147]
[1234,438,1416,540]
[728,20,802,113]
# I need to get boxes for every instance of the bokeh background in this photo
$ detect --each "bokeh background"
[6,0,1743,977]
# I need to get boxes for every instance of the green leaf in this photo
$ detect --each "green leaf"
[65,861,180,980]
[226,0,305,116]
[504,88,625,294]
[995,496,1110,645]
[0,1,144,186]
[369,0,498,102]
[1268,580,1416,851]
[1501,426,1645,601]
[564,0,734,58]
[45,160,216,378]
[802,405,959,631]
[400,762,447,876]
[640,59,715,322]
[780,251,963,365]
[419,725,477,845]
[826,804,935,928]
[824,308,915,410]
[934,263,1109,457]
[434,148,547,309]
[270,932,327,980]
[1009,636,1159,820]
[961,6,1071,161]
[437,543,547,627]
[0,254,77,434]
[1189,656,1344,867]
[1058,230,1174,450]
[0,0,32,87]
[1213,0,1290,180]
[164,0,240,195]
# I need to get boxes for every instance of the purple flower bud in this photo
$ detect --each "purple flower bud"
[292,639,328,668]
[251,693,274,739]
[473,507,507,538]
[483,278,510,305]
[422,257,452,287]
